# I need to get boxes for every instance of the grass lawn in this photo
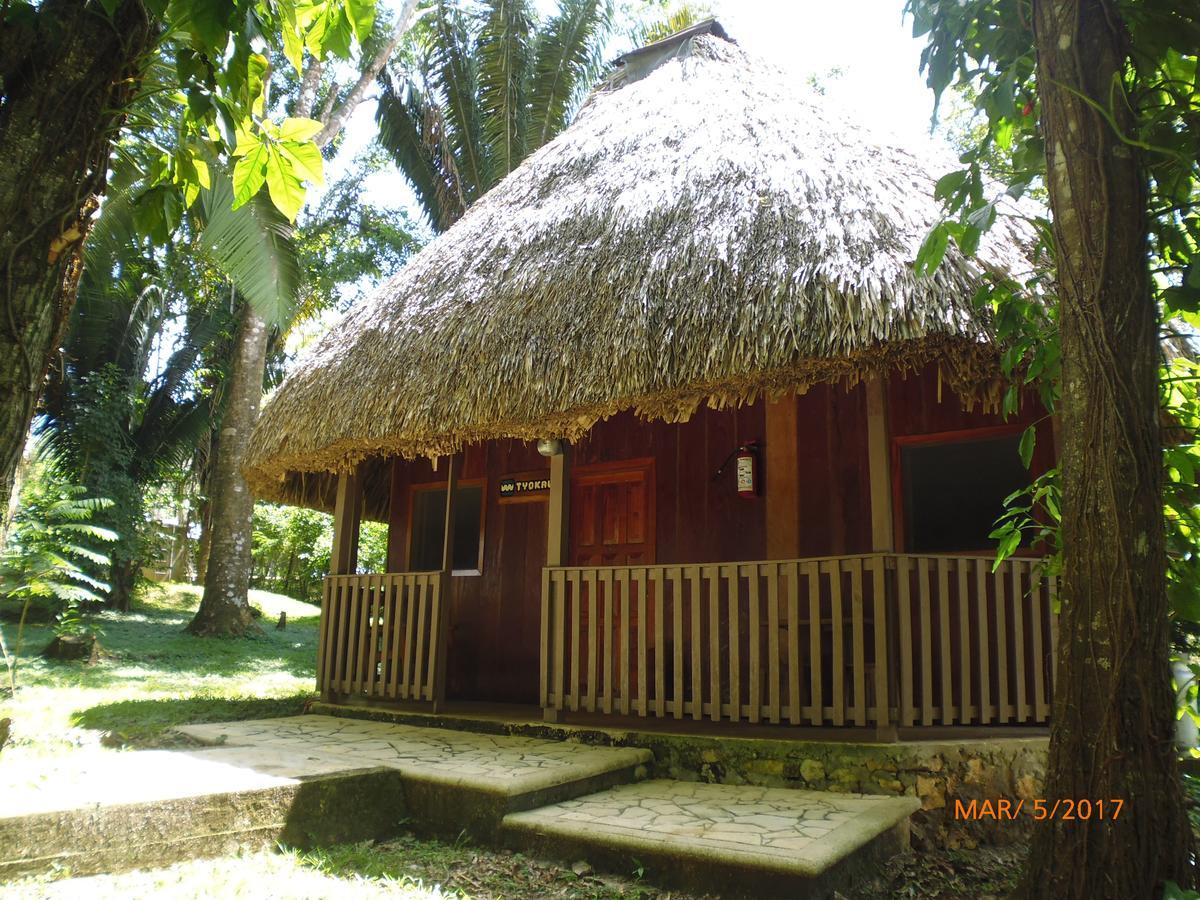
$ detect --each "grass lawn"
[0,583,672,899]
[0,582,319,763]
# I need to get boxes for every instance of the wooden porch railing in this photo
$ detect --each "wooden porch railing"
[319,572,446,702]
[539,554,1058,728]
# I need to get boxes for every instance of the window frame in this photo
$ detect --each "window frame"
[890,424,1030,555]
[407,478,487,576]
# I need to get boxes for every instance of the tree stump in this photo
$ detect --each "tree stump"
[40,634,99,664]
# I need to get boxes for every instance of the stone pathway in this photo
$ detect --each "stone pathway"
[1,716,919,896]
[177,715,650,799]
[504,779,919,873]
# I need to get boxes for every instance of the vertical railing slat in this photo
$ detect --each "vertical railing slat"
[957,560,971,723]
[585,568,598,713]
[828,560,845,727]
[897,557,914,728]
[619,568,631,715]
[747,563,761,724]
[689,567,703,721]
[976,560,991,724]
[671,567,685,719]
[850,558,866,727]
[871,556,889,728]
[937,558,953,725]
[767,562,782,725]
[726,564,741,723]
[786,562,801,726]
[806,563,822,725]
[918,557,933,726]
[707,566,721,722]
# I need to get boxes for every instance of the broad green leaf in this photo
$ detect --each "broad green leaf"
[914,222,951,277]
[232,144,269,209]
[277,117,324,142]
[346,0,376,41]
[247,52,269,117]
[1018,425,1036,469]
[278,141,325,185]
[264,146,306,222]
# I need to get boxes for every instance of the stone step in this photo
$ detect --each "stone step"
[501,779,920,899]
[177,715,652,834]
[1,716,651,881]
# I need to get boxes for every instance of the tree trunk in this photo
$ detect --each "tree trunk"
[186,307,268,637]
[1021,0,1194,895]
[194,494,212,584]
[169,498,190,582]
[108,557,138,613]
[0,1,155,518]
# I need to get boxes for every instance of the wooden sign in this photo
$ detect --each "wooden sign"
[498,472,551,504]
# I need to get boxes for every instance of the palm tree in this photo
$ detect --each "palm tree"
[40,168,299,612]
[376,0,613,232]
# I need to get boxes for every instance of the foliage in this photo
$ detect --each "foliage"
[0,582,317,762]
[905,0,1200,630]
[250,503,387,603]
[376,0,615,231]
[0,451,117,693]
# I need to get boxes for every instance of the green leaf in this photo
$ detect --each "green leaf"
[198,169,300,327]
[170,0,235,54]
[264,146,306,222]
[993,529,1021,569]
[345,0,376,42]
[277,141,325,186]
[1018,426,1036,469]
[277,117,324,142]
[915,222,951,277]
[232,143,269,209]
[247,52,269,117]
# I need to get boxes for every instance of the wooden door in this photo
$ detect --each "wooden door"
[569,461,655,705]
[569,461,655,566]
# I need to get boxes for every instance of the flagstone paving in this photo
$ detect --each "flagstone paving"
[176,715,651,798]
[2,715,920,895]
[503,779,920,896]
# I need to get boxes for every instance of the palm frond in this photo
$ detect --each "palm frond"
[477,0,535,180]
[526,0,612,152]
[429,0,487,198]
[197,169,300,328]
[376,72,466,231]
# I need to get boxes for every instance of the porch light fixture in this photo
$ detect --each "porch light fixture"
[537,438,563,457]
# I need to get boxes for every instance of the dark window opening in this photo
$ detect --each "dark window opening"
[410,484,484,573]
[901,433,1029,553]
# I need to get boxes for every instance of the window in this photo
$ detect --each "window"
[409,484,485,573]
[899,431,1029,553]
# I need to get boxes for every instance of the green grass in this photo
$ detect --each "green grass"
[0,582,319,762]
[0,583,674,898]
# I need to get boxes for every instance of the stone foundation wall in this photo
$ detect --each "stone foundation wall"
[634,733,1047,848]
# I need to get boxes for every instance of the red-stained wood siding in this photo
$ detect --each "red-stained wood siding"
[379,363,1047,704]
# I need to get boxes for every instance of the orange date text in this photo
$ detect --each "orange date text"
[952,798,1124,821]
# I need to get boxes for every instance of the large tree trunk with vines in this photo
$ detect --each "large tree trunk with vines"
[1021,0,1194,895]
[186,307,268,637]
[0,1,154,523]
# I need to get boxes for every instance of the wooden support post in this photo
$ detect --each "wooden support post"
[865,377,898,740]
[865,377,895,553]
[330,467,362,575]
[431,454,458,711]
[325,467,361,702]
[765,394,801,559]
[544,444,570,721]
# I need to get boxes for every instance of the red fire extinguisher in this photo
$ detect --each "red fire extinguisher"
[735,442,760,498]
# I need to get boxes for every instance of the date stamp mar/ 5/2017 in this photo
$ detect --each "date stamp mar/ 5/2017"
[953,798,1124,821]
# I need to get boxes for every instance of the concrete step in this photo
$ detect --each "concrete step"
[1,716,651,881]
[501,779,920,899]
[178,715,652,834]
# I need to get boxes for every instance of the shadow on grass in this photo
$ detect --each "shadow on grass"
[71,693,314,747]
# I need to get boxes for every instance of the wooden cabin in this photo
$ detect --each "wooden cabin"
[245,23,1055,739]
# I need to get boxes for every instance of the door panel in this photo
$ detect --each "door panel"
[570,462,655,566]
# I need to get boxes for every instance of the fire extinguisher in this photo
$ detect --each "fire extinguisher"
[715,441,761,498]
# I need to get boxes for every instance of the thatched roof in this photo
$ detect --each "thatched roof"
[246,23,1035,512]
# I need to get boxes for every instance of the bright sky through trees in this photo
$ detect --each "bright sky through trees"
[323,0,939,220]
